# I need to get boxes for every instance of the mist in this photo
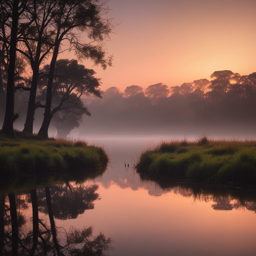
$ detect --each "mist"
[2,70,256,140]
[71,70,256,140]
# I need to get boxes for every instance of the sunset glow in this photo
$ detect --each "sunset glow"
[64,0,256,91]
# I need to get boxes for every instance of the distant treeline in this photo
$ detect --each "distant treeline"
[3,69,256,139]
[77,70,256,138]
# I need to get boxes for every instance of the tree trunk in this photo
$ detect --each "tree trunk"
[8,193,18,256]
[0,67,5,127]
[38,42,60,138]
[23,28,44,134]
[30,189,39,256]
[23,64,40,134]
[2,0,19,137]
[0,196,5,256]
[45,186,61,256]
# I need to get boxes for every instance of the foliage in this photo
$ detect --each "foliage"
[79,70,256,137]
[0,134,108,176]
[136,138,256,186]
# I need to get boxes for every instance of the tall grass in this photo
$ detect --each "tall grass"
[0,136,108,177]
[136,137,256,186]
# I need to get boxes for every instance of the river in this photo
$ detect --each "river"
[2,137,256,255]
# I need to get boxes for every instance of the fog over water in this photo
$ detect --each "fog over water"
[58,137,256,256]
[0,70,254,141]
[66,71,256,141]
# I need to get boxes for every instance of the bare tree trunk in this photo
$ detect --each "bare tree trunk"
[0,67,5,127]
[8,193,18,256]
[23,66,39,134]
[38,43,60,138]
[23,28,44,134]
[2,0,19,137]
[30,189,39,256]
[45,186,61,256]
[0,196,5,256]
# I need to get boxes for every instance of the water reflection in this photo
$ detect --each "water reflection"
[139,175,256,213]
[2,137,256,255]
[1,181,112,255]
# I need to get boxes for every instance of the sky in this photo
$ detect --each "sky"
[67,0,256,92]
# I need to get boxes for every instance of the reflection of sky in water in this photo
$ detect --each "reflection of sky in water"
[55,137,256,256]
[4,137,256,255]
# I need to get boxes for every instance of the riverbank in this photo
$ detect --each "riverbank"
[0,130,108,177]
[136,137,256,186]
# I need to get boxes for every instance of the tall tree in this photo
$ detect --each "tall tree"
[38,0,112,138]
[1,0,20,137]
[37,59,100,138]
[19,0,58,134]
[124,85,144,98]
[145,83,169,104]
[1,0,31,136]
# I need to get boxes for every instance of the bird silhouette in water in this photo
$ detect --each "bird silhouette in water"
[124,162,126,167]
[127,164,129,167]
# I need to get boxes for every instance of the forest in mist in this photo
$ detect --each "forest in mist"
[2,69,256,139]
[77,70,256,139]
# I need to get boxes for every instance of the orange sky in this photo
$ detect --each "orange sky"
[61,0,256,92]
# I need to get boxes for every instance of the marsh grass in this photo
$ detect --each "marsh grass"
[0,132,108,177]
[136,137,256,186]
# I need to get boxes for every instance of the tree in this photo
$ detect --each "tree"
[171,82,193,96]
[38,0,112,138]
[1,0,21,136]
[145,83,169,104]
[124,85,144,98]
[192,79,210,92]
[51,95,89,139]
[37,59,100,138]
[18,0,58,134]
[209,70,234,93]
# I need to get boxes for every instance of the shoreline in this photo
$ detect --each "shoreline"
[136,137,256,186]
[0,130,108,177]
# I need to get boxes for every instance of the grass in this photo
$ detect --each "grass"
[136,137,256,186]
[0,130,108,177]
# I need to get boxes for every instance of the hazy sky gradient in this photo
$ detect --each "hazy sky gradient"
[62,0,256,91]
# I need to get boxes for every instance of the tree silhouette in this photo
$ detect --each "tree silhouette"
[19,0,58,134]
[145,83,169,104]
[51,95,89,139]
[1,184,112,255]
[1,0,28,137]
[124,85,144,98]
[37,59,99,138]
[37,184,99,220]
[37,0,112,138]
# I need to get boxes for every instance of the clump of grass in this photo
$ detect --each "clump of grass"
[208,146,237,156]
[136,137,256,186]
[74,141,88,147]
[0,136,108,177]
[19,147,30,154]
[197,136,209,145]
[176,147,189,154]
[180,140,189,146]
[159,142,177,153]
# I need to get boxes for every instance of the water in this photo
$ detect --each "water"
[2,137,256,255]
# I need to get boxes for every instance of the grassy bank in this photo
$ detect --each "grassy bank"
[136,137,256,186]
[0,131,108,177]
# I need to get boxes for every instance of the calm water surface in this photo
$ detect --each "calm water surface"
[2,137,256,255]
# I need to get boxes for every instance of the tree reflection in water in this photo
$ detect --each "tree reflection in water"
[140,175,256,213]
[1,183,112,255]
